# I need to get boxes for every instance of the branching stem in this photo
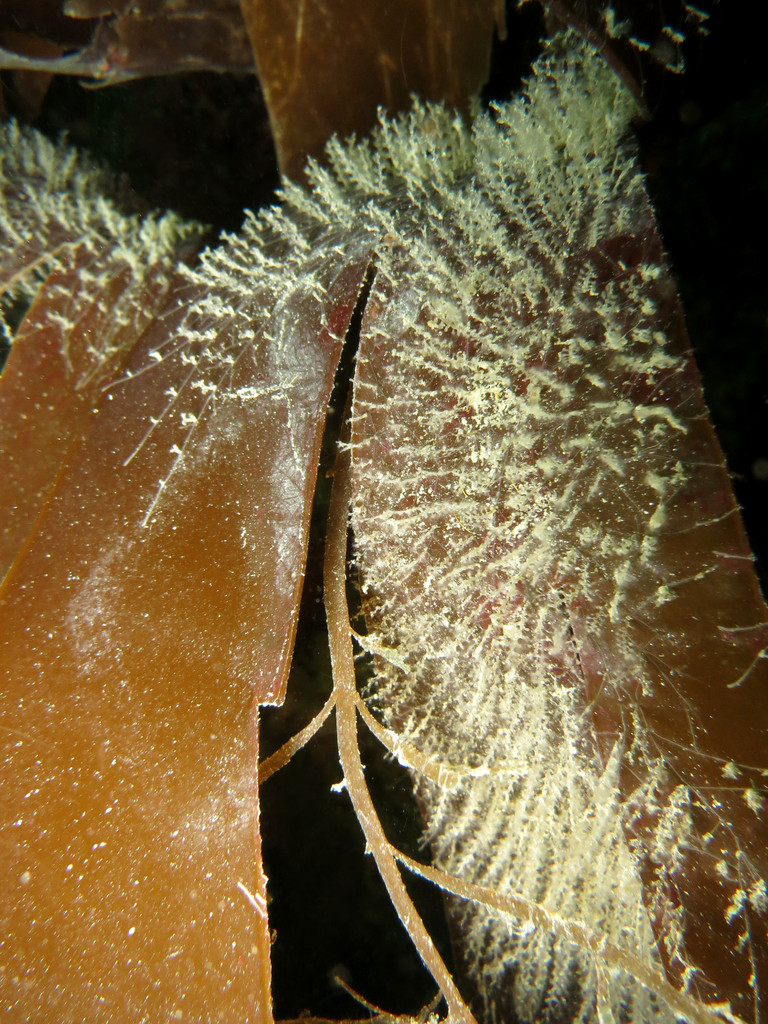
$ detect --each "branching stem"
[324,434,477,1024]
[258,694,336,783]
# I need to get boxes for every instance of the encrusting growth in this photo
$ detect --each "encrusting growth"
[347,33,768,1024]
[0,119,194,378]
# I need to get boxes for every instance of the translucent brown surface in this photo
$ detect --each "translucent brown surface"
[239,0,505,177]
[0,311,273,1020]
[0,272,372,1020]
[0,255,187,582]
[0,129,371,1017]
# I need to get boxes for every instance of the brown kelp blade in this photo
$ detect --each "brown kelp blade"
[0,124,373,1019]
[0,332,277,1019]
[0,255,197,581]
[0,120,199,582]
[239,0,504,178]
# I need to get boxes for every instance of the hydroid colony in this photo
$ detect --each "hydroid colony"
[343,34,766,1024]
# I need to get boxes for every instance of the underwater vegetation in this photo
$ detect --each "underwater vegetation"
[1,2,767,1022]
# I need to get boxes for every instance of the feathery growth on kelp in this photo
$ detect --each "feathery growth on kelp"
[340,34,767,1024]
[1,23,766,1024]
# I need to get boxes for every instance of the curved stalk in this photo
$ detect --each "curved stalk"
[323,436,477,1024]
